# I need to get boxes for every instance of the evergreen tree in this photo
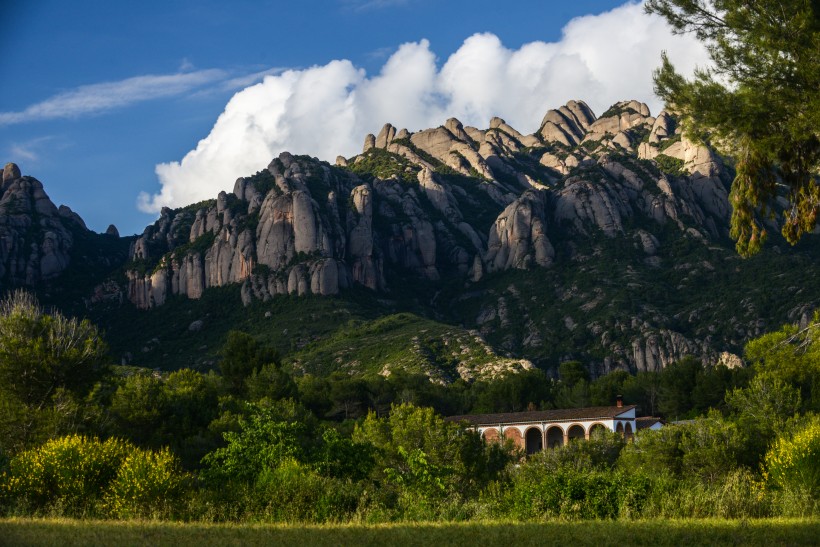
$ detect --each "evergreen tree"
[647,0,820,255]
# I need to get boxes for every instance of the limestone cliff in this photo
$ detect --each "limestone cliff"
[0,163,95,287]
[97,99,807,373]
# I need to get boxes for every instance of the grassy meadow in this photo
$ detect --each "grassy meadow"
[1,518,819,547]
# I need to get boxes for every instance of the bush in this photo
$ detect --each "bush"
[654,154,684,176]
[642,469,770,519]
[502,465,651,520]
[103,447,189,519]
[531,428,626,472]
[201,400,317,485]
[353,404,513,504]
[253,458,361,523]
[0,435,189,519]
[0,435,131,516]
[765,415,820,500]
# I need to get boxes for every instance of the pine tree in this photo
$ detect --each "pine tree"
[647,0,820,255]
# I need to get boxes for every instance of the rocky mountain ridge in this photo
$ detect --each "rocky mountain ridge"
[3,99,818,379]
[123,100,729,306]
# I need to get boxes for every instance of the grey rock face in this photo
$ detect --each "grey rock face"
[485,191,554,271]
[0,166,79,285]
[631,330,709,372]
[120,98,740,386]
[128,99,731,311]
[9,98,796,378]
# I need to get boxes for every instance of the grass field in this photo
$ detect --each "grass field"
[1,518,819,547]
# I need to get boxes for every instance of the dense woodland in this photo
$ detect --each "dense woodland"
[0,289,818,522]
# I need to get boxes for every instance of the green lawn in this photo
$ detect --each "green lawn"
[1,518,818,547]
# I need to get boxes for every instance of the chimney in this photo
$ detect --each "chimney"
[616,395,623,408]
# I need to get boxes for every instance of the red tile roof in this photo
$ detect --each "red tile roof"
[446,405,637,426]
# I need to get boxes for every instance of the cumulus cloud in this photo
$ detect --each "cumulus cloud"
[139,1,710,213]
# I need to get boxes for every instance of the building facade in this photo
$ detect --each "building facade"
[447,403,640,455]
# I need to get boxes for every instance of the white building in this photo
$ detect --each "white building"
[448,399,658,455]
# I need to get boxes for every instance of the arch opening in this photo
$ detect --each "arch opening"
[525,427,543,455]
[546,426,564,449]
[567,424,585,442]
[504,428,523,449]
[589,423,607,439]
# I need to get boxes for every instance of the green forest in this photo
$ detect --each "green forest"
[0,289,818,523]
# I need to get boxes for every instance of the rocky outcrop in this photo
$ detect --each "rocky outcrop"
[485,191,554,271]
[0,163,77,285]
[631,330,710,372]
[539,100,596,146]
[9,93,815,380]
[348,184,382,290]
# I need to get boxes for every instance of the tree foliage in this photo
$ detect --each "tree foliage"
[742,312,820,412]
[0,291,107,451]
[765,414,820,498]
[353,403,513,506]
[0,290,107,407]
[647,0,820,255]
[219,330,279,394]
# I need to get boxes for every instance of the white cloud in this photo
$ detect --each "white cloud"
[7,136,57,164]
[139,1,711,213]
[0,67,279,126]
[219,68,285,92]
[342,0,412,11]
[179,58,196,72]
[10,144,41,162]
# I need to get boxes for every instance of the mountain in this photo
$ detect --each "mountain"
[0,162,129,300]
[4,100,820,380]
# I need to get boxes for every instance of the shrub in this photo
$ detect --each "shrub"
[254,458,361,523]
[642,469,770,519]
[654,154,685,176]
[353,404,513,503]
[201,400,316,485]
[0,435,131,516]
[103,447,189,519]
[531,428,625,473]
[503,465,651,520]
[0,435,190,519]
[765,415,820,499]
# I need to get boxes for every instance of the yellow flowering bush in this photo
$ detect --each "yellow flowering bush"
[0,435,132,514]
[103,447,188,519]
[0,435,189,518]
[764,415,820,497]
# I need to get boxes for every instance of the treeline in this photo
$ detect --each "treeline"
[0,290,818,522]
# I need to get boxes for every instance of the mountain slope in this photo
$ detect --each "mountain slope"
[4,99,819,379]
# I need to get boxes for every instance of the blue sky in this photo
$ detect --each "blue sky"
[0,1,706,235]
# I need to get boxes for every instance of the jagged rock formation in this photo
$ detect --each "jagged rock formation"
[0,163,78,285]
[10,99,815,377]
[112,99,766,373]
[0,163,131,303]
